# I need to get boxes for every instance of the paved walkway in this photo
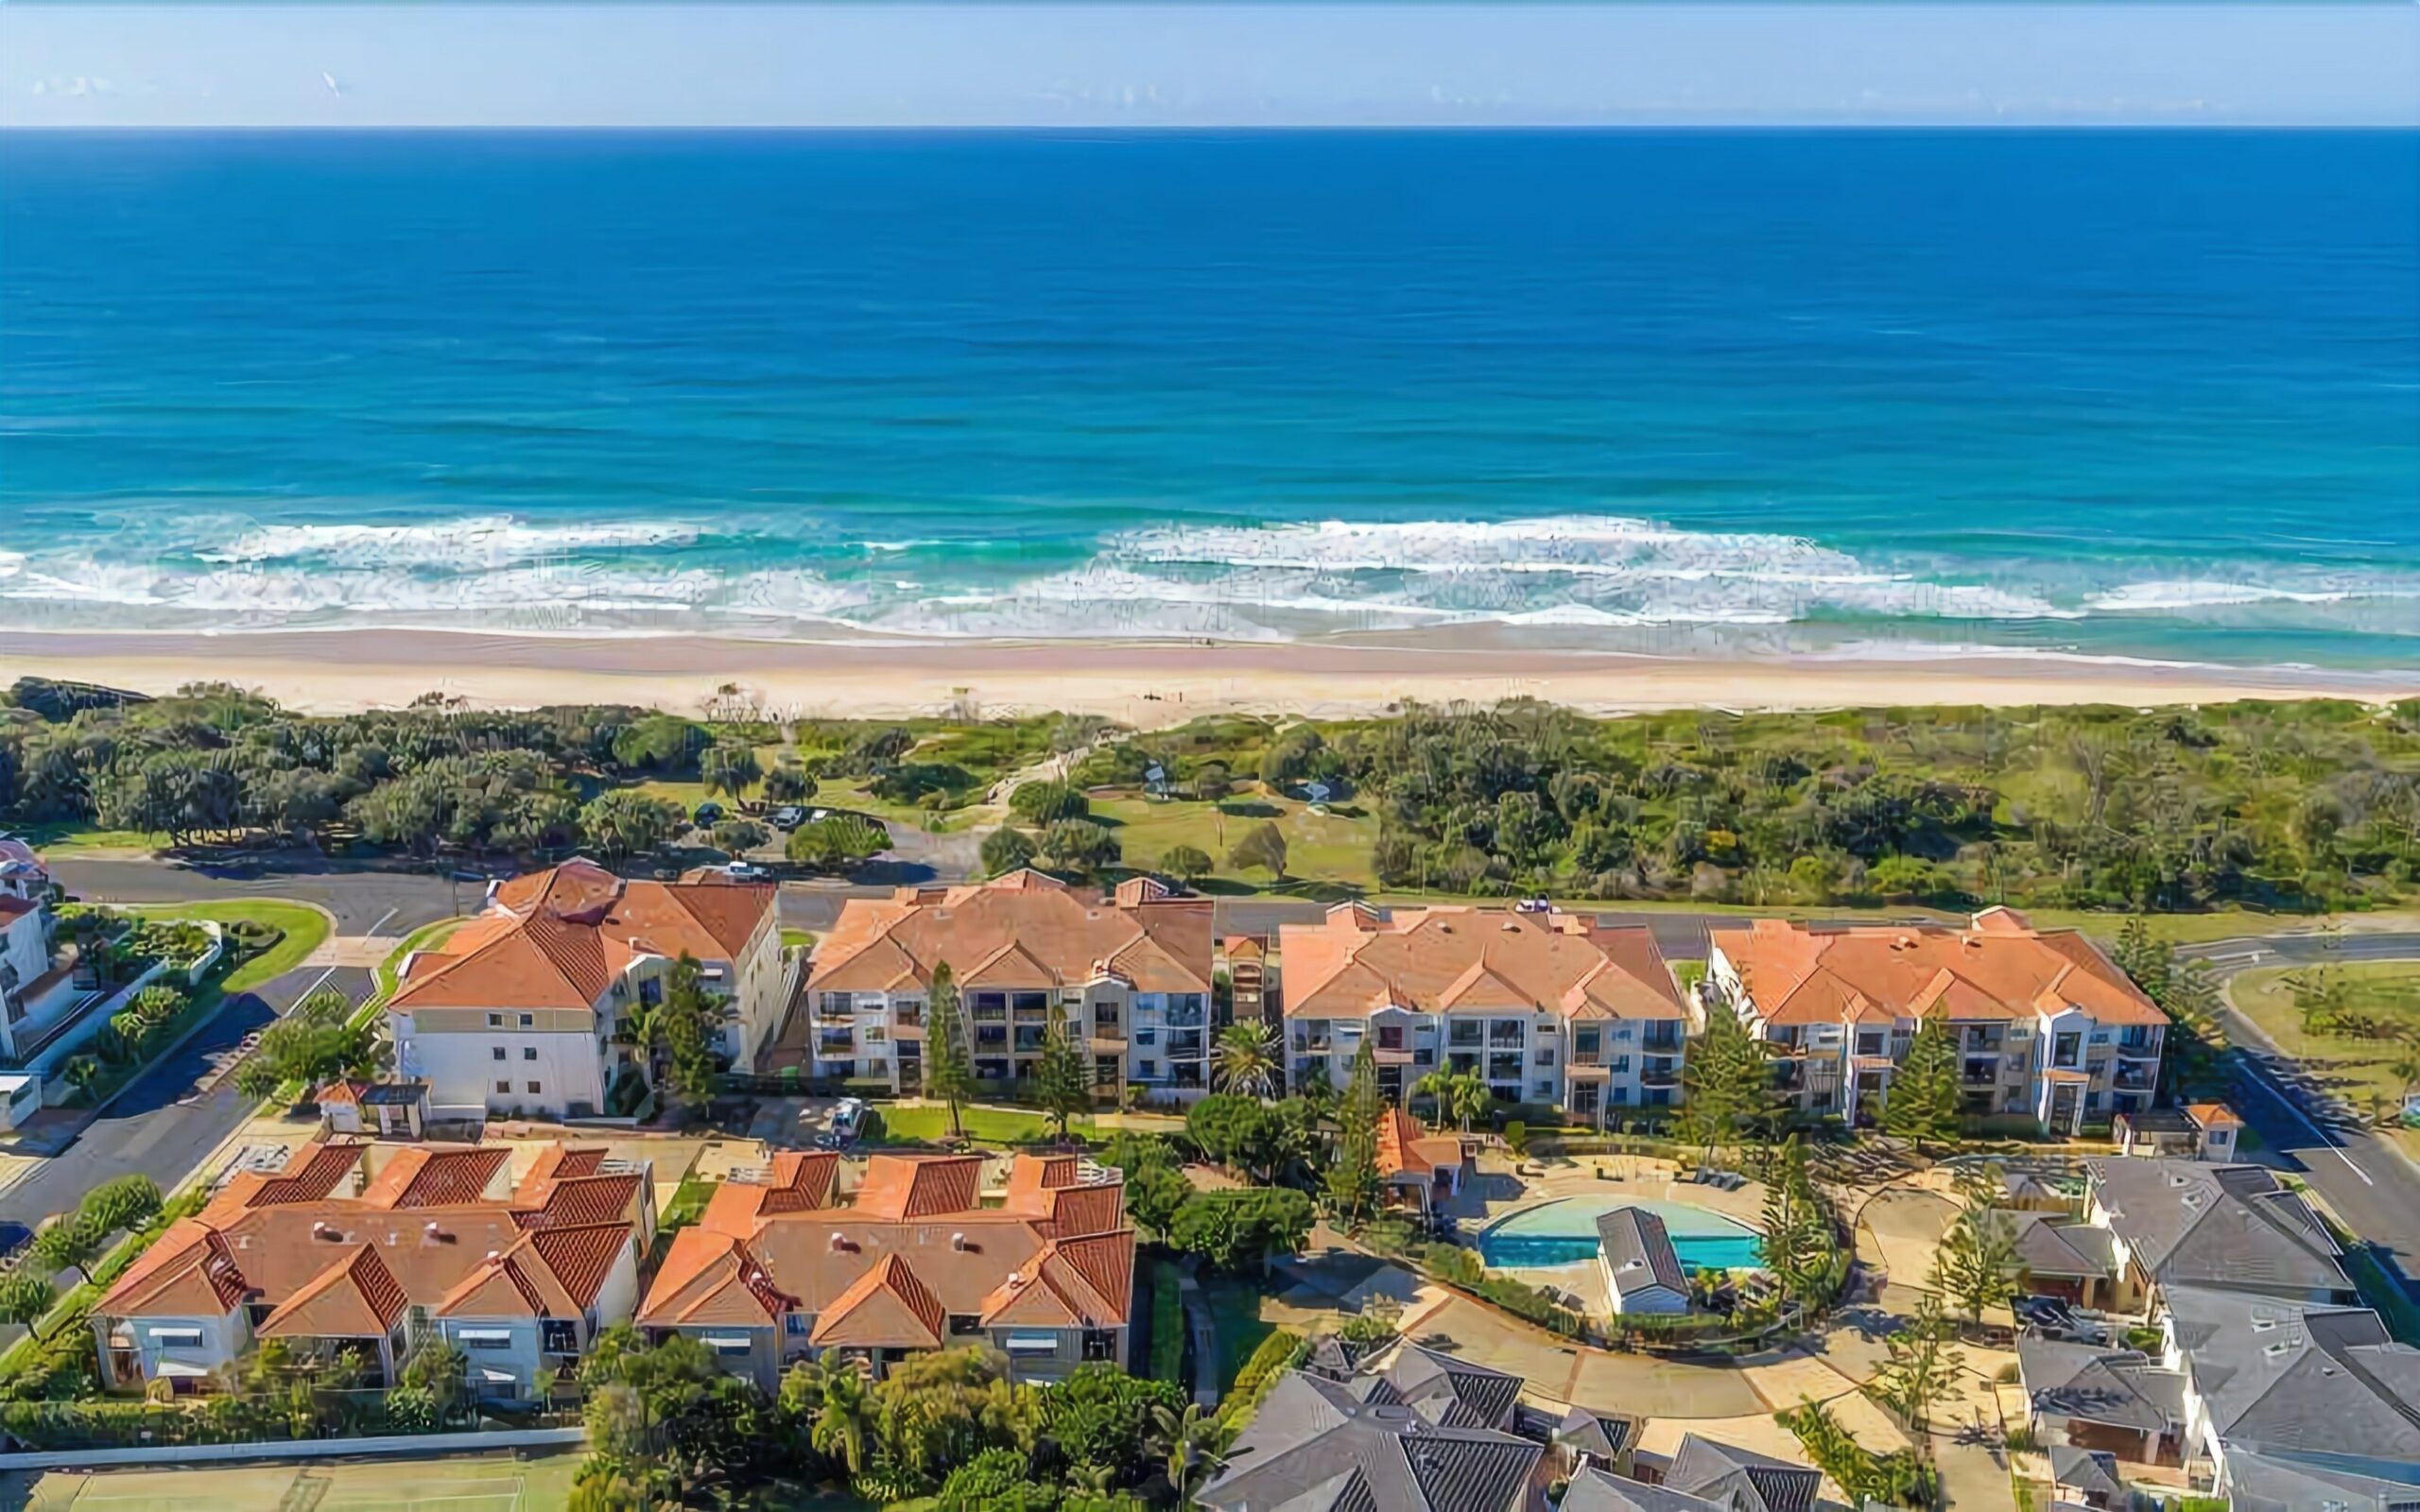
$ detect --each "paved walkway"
[303,934,404,969]
[1179,1268,1218,1408]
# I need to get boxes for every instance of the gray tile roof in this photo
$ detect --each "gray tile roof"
[2047,1445,2123,1502]
[1561,1469,1724,1512]
[1598,1207,1688,1298]
[2016,1337,2187,1436]
[2221,1446,2420,1512]
[2010,1212,2116,1279]
[1665,1434,1821,1512]
[1200,1369,1542,1512]
[2084,1158,2350,1300]
[1385,1345,1525,1430]
[2159,1285,2420,1462]
[1554,1404,1641,1461]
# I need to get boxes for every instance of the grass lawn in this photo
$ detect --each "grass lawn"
[872,1104,1098,1146]
[2231,959,2420,1136]
[375,917,469,1003]
[1091,793,1375,892]
[123,900,332,991]
[1201,1275,1281,1392]
[8,821,167,856]
[781,927,817,951]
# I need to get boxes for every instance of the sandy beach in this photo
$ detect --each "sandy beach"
[2,628,2411,724]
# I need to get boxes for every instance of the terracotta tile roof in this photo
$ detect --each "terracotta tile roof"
[809,1253,948,1349]
[107,1139,636,1329]
[1003,1154,1080,1213]
[512,1145,614,1204]
[644,1228,794,1326]
[516,1173,646,1230]
[852,1154,984,1220]
[439,1222,631,1317]
[362,1146,512,1209]
[95,1220,251,1317]
[315,1080,372,1107]
[1375,1108,1465,1180]
[392,860,771,1014]
[1713,911,2167,1030]
[1280,906,1685,1022]
[258,1245,408,1340]
[2186,1102,2242,1128]
[805,872,1211,1000]
[248,1143,370,1208]
[643,1152,1135,1332]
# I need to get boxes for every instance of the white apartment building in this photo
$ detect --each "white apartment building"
[388,860,782,1120]
[0,838,82,1073]
[1277,902,1688,1127]
[787,872,1215,1101]
[1704,907,2167,1134]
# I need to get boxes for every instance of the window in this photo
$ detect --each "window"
[1082,1329,1117,1362]
[542,1319,579,1354]
[1138,1060,1158,1078]
[1857,1032,1886,1057]
[149,1327,203,1345]
[457,1329,512,1349]
[523,1047,538,1061]
[1413,1049,1435,1067]
[527,1081,543,1095]
[1004,1333,1060,1356]
[1533,1080,1554,1097]
[488,1014,504,1027]
[519,1013,534,1027]
[496,1080,512,1094]
[703,1335,753,1357]
[493,1047,508,1061]
[1534,1048,1555,1067]
[1135,1028,1156,1046]
[948,1314,984,1336]
[785,1314,809,1336]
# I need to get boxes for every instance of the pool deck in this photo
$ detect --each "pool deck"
[1448,1152,1769,1314]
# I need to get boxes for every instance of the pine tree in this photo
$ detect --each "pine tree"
[924,960,974,1142]
[1884,1019,1960,1152]
[1681,996,1772,1164]
[1866,1292,1964,1441]
[1931,1203,2025,1327]
[1758,1134,1827,1306]
[2162,958,2226,1096]
[1324,1039,1384,1226]
[1033,1021,1091,1140]
[2113,916,2171,1007]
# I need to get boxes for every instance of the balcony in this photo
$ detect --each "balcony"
[970,1005,1008,1024]
[817,1031,856,1054]
[1488,1025,1527,1048]
[2114,1063,2154,1092]
[1566,1059,1611,1079]
[1642,1061,1680,1089]
[1293,1031,1332,1054]
[1013,1029,1047,1054]
[1639,1029,1683,1054]
[1487,1055,1524,1081]
[1447,1029,1484,1051]
[1088,1029,1128,1051]
[1164,1005,1206,1029]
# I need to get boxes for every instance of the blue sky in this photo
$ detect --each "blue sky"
[3,4,2412,129]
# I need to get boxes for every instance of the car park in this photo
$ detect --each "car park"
[770,806,805,831]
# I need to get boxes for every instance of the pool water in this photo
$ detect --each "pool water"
[1476,1196,1765,1272]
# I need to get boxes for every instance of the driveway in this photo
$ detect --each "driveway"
[0,963,372,1227]
[45,857,460,935]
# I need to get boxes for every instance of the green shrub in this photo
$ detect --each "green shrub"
[1150,1261,1184,1383]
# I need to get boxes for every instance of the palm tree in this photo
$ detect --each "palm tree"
[2389,1044,2420,1118]
[1415,1069,1490,1133]
[1215,1021,1280,1098]
[1151,1401,1229,1505]
[807,1351,874,1477]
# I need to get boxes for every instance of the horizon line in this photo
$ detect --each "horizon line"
[6,119,2416,133]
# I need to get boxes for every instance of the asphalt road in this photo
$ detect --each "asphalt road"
[47,856,463,935]
[2189,932,2420,1294]
[0,962,372,1227]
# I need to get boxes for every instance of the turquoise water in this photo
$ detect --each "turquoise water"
[1476,1196,1765,1273]
[2,130,2415,668]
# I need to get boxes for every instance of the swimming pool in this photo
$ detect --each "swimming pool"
[1476,1197,1764,1272]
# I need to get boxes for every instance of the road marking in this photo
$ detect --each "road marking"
[2239,1054,2374,1186]
[362,904,400,937]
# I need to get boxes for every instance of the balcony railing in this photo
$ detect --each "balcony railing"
[893,1008,923,1028]
[1293,1034,1331,1054]
[1640,1030,1683,1053]
[1642,1062,1680,1088]
[1164,1006,1206,1029]
[970,1006,1008,1023]
[1488,1025,1527,1047]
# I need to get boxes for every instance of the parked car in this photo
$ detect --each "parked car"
[770,805,806,831]
[2014,1295,2083,1339]
[830,1096,868,1144]
[722,862,769,883]
[694,801,725,826]
[1515,897,1552,913]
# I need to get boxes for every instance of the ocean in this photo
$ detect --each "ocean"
[3,129,2416,670]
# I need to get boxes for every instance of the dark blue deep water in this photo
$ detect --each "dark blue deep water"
[3,129,2415,665]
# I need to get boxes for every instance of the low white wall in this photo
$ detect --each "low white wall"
[0,1425,586,1470]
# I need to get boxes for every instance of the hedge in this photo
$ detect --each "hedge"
[1217,1331,1306,1432]
[1149,1262,1184,1384]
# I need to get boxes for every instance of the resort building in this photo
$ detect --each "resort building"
[386,860,785,1122]
[2156,1284,2420,1480]
[1201,1345,1546,1512]
[1278,902,1688,1125]
[2216,1447,2420,1512]
[1703,907,2169,1134]
[789,871,1214,1102]
[637,1150,1134,1390]
[1596,1207,1690,1315]
[2111,1102,2242,1163]
[1374,1106,1473,1215]
[1224,935,1272,1029]
[1566,1435,1824,1512]
[0,839,94,1088]
[2081,1157,2356,1313]
[90,1139,652,1400]
[2015,1335,2188,1465]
